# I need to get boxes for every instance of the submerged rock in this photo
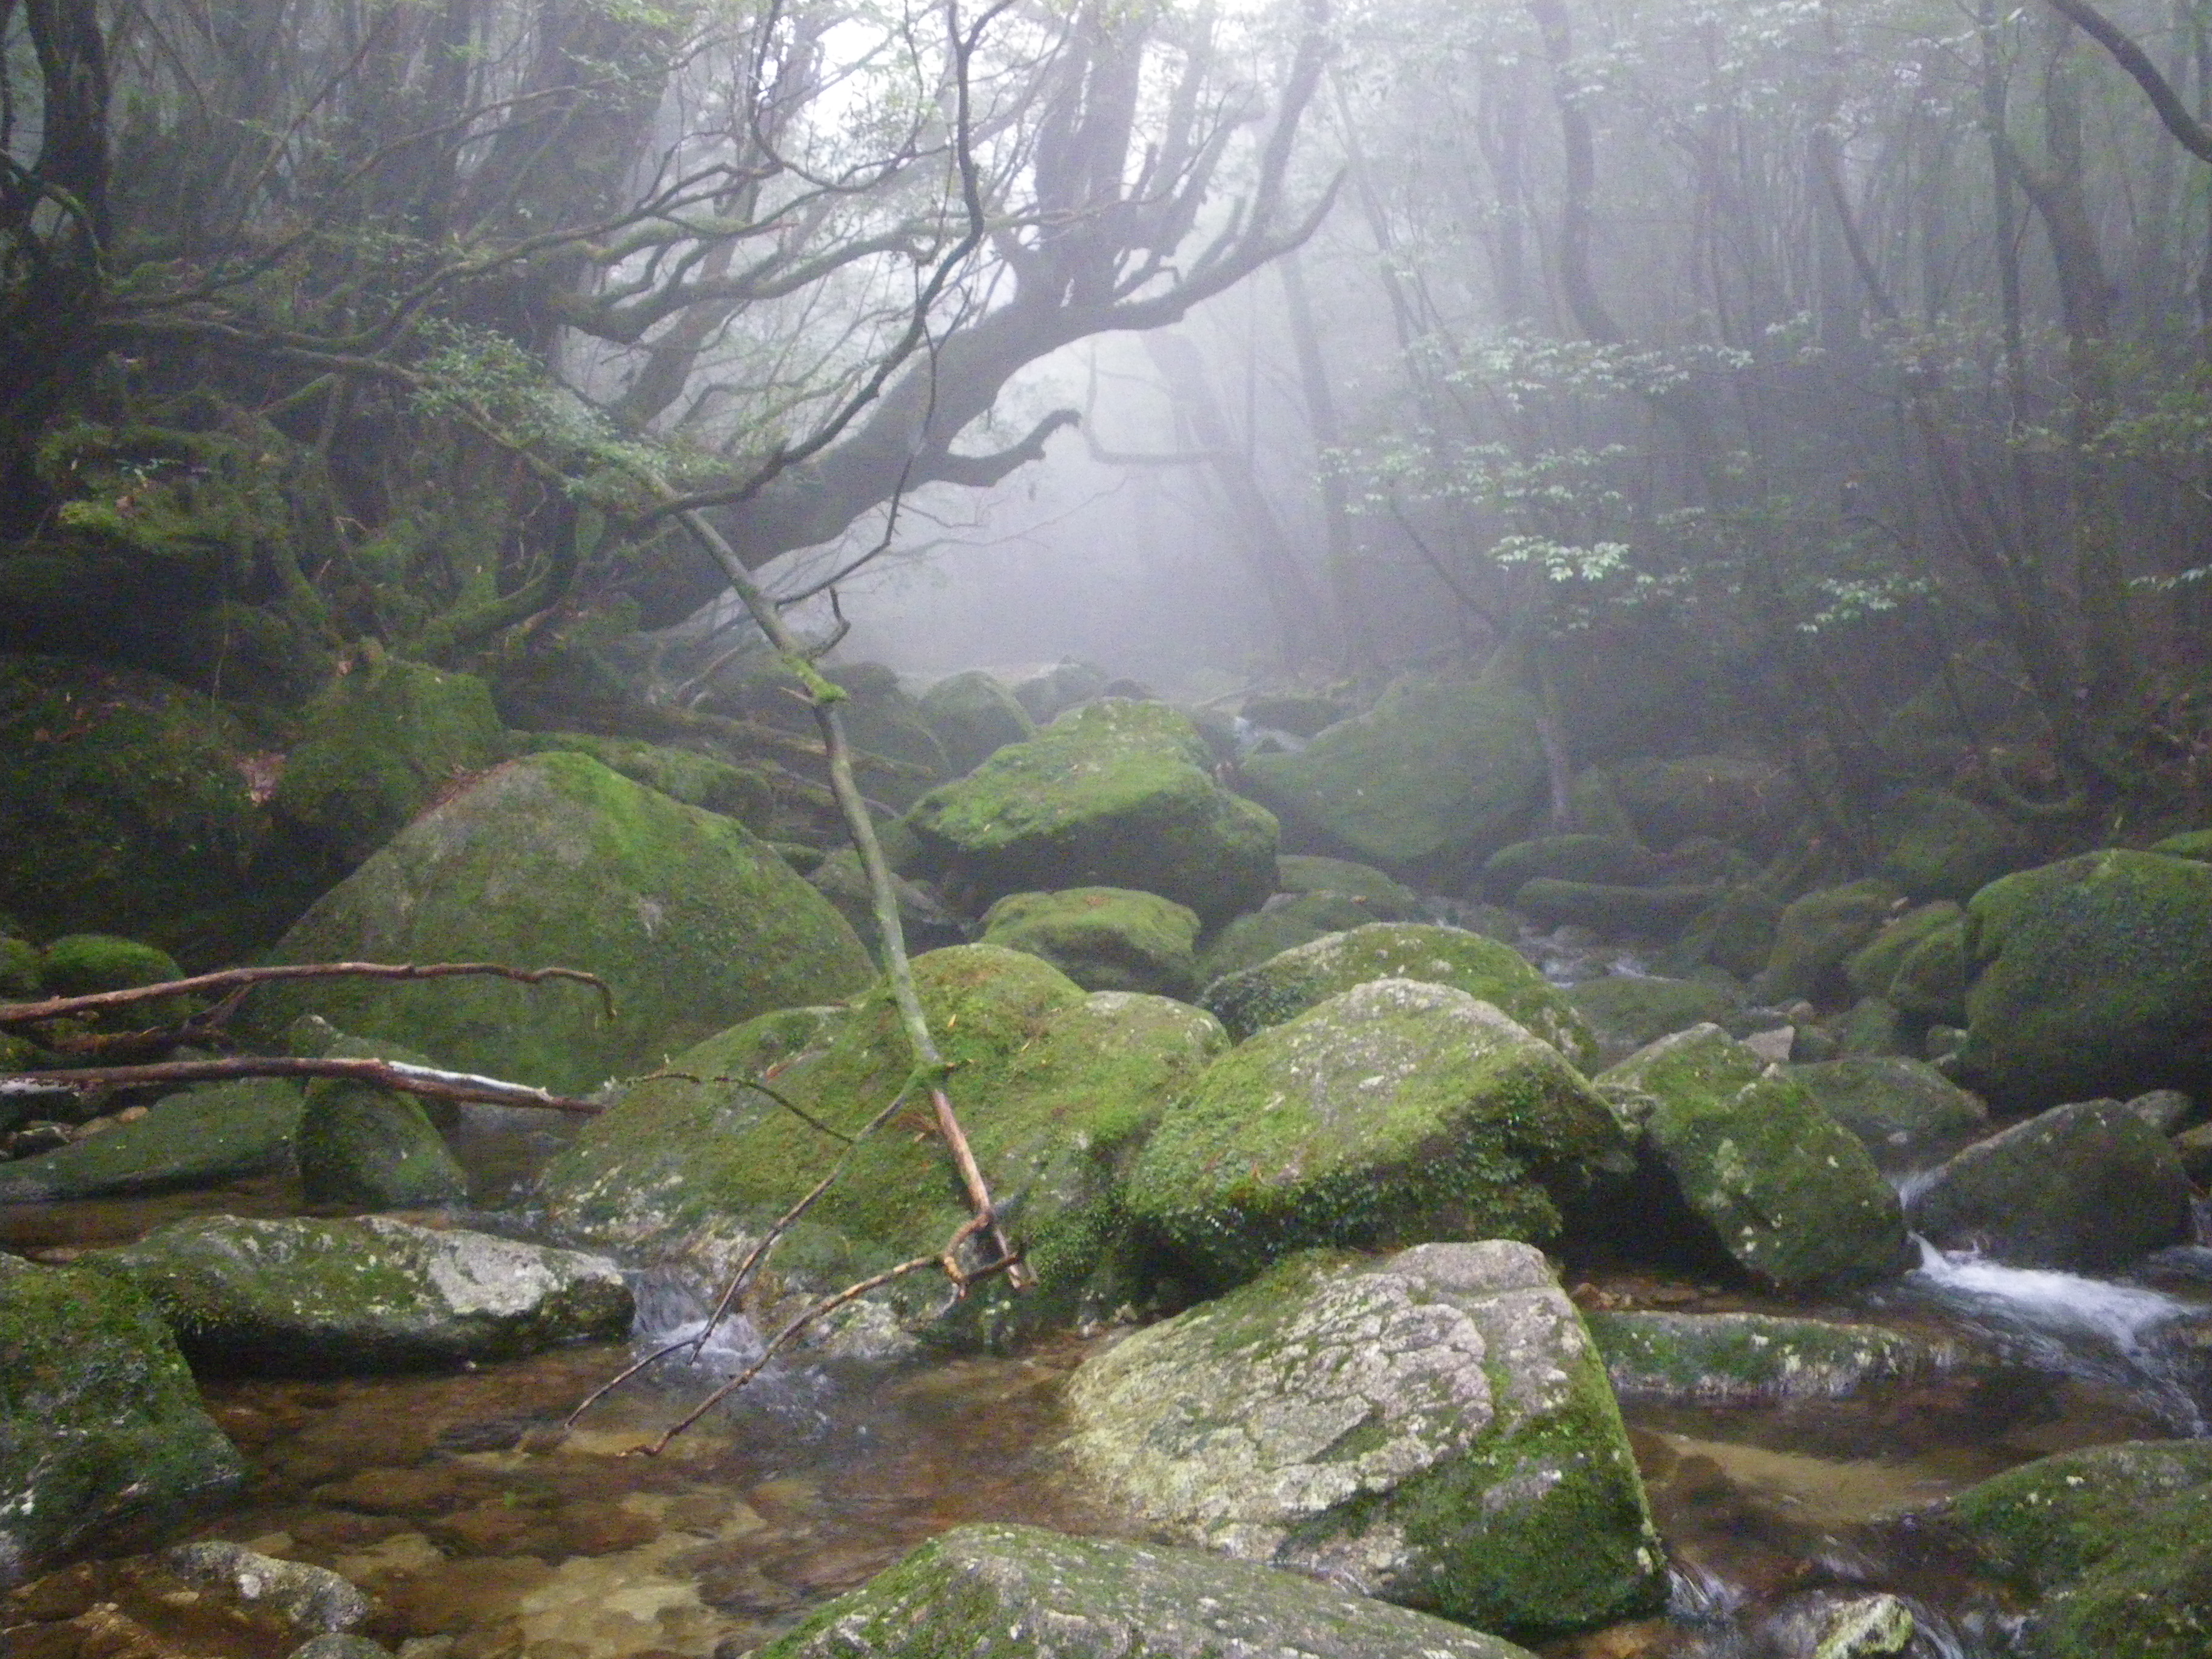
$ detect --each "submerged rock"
[1199,922,1596,1069]
[752,1522,1540,1659]
[1059,1242,1667,1638]
[1126,980,1629,1292]
[0,1256,244,1586]
[0,1077,301,1202]
[980,886,1202,999]
[1585,1310,1957,1401]
[163,1540,372,1635]
[90,1215,632,1373]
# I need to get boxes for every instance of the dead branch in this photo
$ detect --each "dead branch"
[0,1056,602,1114]
[0,961,615,1027]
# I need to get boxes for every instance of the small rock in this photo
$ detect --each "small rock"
[163,1540,370,1634]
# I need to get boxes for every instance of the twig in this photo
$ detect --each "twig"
[0,1056,602,1113]
[0,961,615,1027]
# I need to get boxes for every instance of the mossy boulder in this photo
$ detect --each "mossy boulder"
[270,656,506,871]
[518,732,773,831]
[2029,1484,2212,1659]
[979,888,1202,999]
[0,934,38,997]
[537,946,1228,1346]
[1125,980,1632,1293]
[0,654,275,964]
[1512,879,1717,937]
[1196,893,1392,984]
[1059,1242,1667,1639]
[805,847,961,958]
[36,933,182,996]
[753,1523,1538,1659]
[2151,828,2212,861]
[1564,974,1743,1067]
[90,1215,632,1374]
[1843,901,1963,1002]
[829,666,951,809]
[1481,834,1658,898]
[253,751,874,1093]
[0,1078,303,1202]
[295,1038,468,1210]
[1594,1026,1907,1292]
[1603,754,1798,852]
[1755,879,1903,1005]
[1009,661,1111,724]
[906,700,1277,928]
[1240,673,1544,877]
[1788,1056,1989,1171]
[1952,850,2212,1109]
[917,670,1034,776]
[1904,1098,2192,1272]
[1888,913,1968,1025]
[1585,1310,1957,1402]
[0,1255,244,1586]
[1198,922,1596,1070]
[1274,854,1424,915]
[1677,885,1783,979]
[1940,1438,2212,1596]
[1875,788,2027,902]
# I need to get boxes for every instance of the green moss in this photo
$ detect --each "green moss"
[1198,894,1386,984]
[1875,788,2026,902]
[1677,886,1783,978]
[1198,922,1597,1070]
[980,887,1202,998]
[1843,901,1962,1001]
[1945,1439,2212,1594]
[2150,828,2212,862]
[38,933,181,994]
[1481,835,1657,897]
[1273,854,1424,914]
[1564,976,1742,1056]
[2034,1484,2212,1659]
[1584,1310,1951,1399]
[1888,913,1966,1024]
[1755,879,1902,1005]
[519,732,773,830]
[1604,754,1798,851]
[918,670,1034,776]
[0,1077,302,1202]
[297,1043,469,1209]
[0,934,41,996]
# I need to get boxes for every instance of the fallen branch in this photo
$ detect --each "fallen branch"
[0,1056,602,1114]
[0,960,615,1027]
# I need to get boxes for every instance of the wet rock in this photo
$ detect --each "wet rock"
[1239,672,1544,877]
[2029,1481,2212,1659]
[1564,975,1743,1067]
[979,886,1202,999]
[752,1521,1541,1659]
[250,751,874,1093]
[1059,1242,1666,1638]
[1954,849,2212,1110]
[1755,880,1902,1005]
[1763,1590,1915,1658]
[917,669,1034,776]
[1788,1057,1989,1172]
[518,732,774,831]
[297,1037,468,1210]
[1905,1098,2192,1273]
[90,1214,632,1373]
[163,1539,370,1633]
[1585,1311,1957,1401]
[0,1256,244,1586]
[1198,921,1596,1068]
[289,1637,395,1659]
[1125,980,1630,1292]
[906,699,1276,928]
[1595,1026,1907,1293]
[0,1077,302,1201]
[538,947,1226,1347]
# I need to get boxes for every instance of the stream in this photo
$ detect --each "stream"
[6,1113,2210,1659]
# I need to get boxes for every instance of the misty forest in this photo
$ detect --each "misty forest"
[10,0,2212,1655]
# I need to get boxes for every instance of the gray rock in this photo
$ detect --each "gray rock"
[0,1078,301,1202]
[1059,1242,1666,1639]
[1585,1310,1959,1402]
[0,1256,244,1586]
[90,1215,632,1373]
[1905,1098,2193,1272]
[163,1540,370,1633]
[751,1523,1540,1659]
[1764,1591,1916,1658]
[2125,1089,2195,1135]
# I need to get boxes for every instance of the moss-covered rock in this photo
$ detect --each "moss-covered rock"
[2027,1482,2212,1659]
[0,1078,302,1202]
[1677,885,1784,979]
[0,654,276,964]
[1843,901,1963,1002]
[296,1038,468,1210]
[90,1215,632,1373]
[1241,691,1351,739]
[1198,922,1596,1070]
[2151,828,2212,861]
[1513,879,1717,938]
[805,847,961,959]
[1788,1056,1988,1171]
[1875,789,2027,902]
[1481,834,1658,898]
[829,666,951,810]
[1603,754,1799,852]
[1240,673,1544,876]
[1953,850,2212,1109]
[0,934,38,997]
[1595,1026,1907,1292]
[1755,879,1902,1005]
[518,732,773,830]
[1196,893,1393,984]
[1274,854,1424,915]
[979,888,1201,999]
[36,933,181,996]
[0,1255,244,1585]
[1564,974,1744,1067]
[1585,1310,1957,1401]
[537,947,1227,1347]
[1010,661,1111,724]
[1125,981,1631,1292]
[270,656,506,871]
[1059,1242,1667,1639]
[752,1521,1540,1659]
[1888,913,1968,1025]
[906,700,1277,929]
[253,751,874,1093]
[1940,1439,2212,1595]
[1904,1098,2191,1272]
[917,670,1034,776]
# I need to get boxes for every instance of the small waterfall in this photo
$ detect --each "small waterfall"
[628,1269,766,1373]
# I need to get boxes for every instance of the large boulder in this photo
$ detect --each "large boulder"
[1903,1098,2193,1272]
[1788,1056,1989,1171]
[0,1256,244,1586]
[89,1215,632,1373]
[1196,893,1390,984]
[517,732,774,831]
[1239,673,1544,878]
[1843,901,1962,1002]
[269,655,507,873]
[1595,1026,1907,1292]
[1480,834,1658,898]
[979,887,1202,999]
[1754,879,1902,1005]
[1058,1242,1667,1639]
[537,946,1227,1346]
[1953,850,2212,1109]
[752,1523,1539,1659]
[253,751,874,1093]
[917,670,1034,776]
[1585,1310,1957,1403]
[1603,754,1798,851]
[906,700,1277,928]
[0,1078,301,1202]
[1198,922,1597,1070]
[1127,980,1630,1293]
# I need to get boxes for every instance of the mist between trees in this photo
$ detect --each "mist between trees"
[5,0,2211,835]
